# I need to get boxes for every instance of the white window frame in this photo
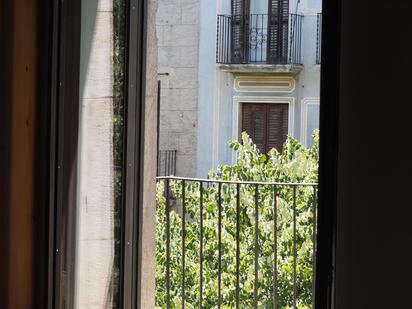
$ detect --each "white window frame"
[300,97,320,146]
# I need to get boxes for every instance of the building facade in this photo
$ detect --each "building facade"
[157,0,322,177]
[156,0,200,177]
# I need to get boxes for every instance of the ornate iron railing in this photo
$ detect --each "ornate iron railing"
[216,14,303,65]
[156,176,318,308]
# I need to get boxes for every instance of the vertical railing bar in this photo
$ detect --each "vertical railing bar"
[288,14,291,64]
[174,151,177,175]
[296,15,299,63]
[165,178,171,309]
[294,15,297,63]
[228,16,230,63]
[216,15,220,63]
[298,15,300,63]
[293,186,297,309]
[318,13,322,63]
[260,14,263,62]
[164,151,167,176]
[312,186,318,309]
[254,184,259,309]
[164,151,168,176]
[230,16,232,63]
[316,13,320,64]
[220,16,222,63]
[226,16,229,63]
[223,16,225,63]
[273,185,278,309]
[167,151,169,175]
[295,15,297,63]
[199,181,204,309]
[236,183,241,309]
[223,15,225,63]
[222,16,225,63]
[168,151,171,175]
[288,14,292,64]
[172,151,174,175]
[252,14,254,62]
[300,16,302,64]
[256,14,259,62]
[243,14,246,63]
[218,182,222,308]
[294,15,296,63]
[181,180,186,309]
[171,151,174,175]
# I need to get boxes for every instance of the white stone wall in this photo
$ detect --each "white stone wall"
[156,0,200,177]
[76,0,115,308]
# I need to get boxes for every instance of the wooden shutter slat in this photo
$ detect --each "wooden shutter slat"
[267,0,289,63]
[231,0,250,63]
[267,104,288,151]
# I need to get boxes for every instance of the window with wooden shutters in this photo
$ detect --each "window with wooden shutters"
[267,0,289,64]
[231,0,250,63]
[241,103,289,153]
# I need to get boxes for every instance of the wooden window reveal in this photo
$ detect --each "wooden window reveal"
[241,103,289,153]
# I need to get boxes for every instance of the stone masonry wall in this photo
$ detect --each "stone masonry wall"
[156,0,199,177]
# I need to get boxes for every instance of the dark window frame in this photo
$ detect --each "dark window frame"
[45,0,147,308]
[315,0,341,308]
[38,0,341,308]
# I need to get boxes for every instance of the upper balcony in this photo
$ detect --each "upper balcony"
[216,13,304,74]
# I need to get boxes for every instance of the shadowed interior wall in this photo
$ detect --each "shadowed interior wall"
[336,1,412,308]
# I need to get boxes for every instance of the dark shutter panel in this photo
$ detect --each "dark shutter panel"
[242,103,289,153]
[242,104,268,153]
[231,0,250,63]
[267,104,289,152]
[267,0,289,64]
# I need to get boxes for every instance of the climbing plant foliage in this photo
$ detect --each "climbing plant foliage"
[156,130,319,308]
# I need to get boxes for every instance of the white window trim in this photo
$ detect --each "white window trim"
[234,76,296,93]
[300,97,320,146]
[232,96,295,164]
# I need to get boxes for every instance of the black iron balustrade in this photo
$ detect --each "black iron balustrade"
[157,150,177,176]
[316,13,322,65]
[156,176,318,309]
[216,14,303,65]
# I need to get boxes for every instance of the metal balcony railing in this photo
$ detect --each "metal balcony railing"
[157,150,177,176]
[316,13,322,65]
[156,176,318,308]
[216,14,303,65]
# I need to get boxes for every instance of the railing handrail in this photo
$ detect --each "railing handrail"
[157,175,317,186]
[217,13,304,18]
